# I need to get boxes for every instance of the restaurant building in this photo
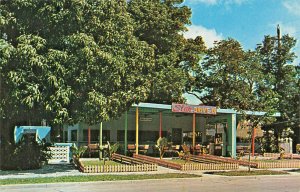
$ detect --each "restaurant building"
[64,103,280,158]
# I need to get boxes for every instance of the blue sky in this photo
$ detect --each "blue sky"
[182,0,300,64]
[182,0,300,104]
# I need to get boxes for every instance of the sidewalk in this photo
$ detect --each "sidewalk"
[0,164,186,180]
[1,164,299,180]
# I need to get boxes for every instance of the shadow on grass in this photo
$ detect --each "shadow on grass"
[284,169,300,172]
[0,164,77,176]
[204,170,289,176]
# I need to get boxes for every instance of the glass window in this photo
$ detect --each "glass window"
[83,130,110,142]
[183,131,202,143]
[71,130,77,141]
[117,130,135,142]
[64,131,67,142]
[117,130,166,143]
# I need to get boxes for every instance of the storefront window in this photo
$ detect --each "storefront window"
[183,131,202,143]
[71,130,77,141]
[83,130,110,143]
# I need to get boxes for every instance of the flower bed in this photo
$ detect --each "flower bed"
[134,154,238,171]
[74,158,157,173]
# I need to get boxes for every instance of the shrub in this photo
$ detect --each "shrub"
[155,137,168,159]
[71,145,87,159]
[0,137,51,170]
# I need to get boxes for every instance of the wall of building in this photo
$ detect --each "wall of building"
[65,112,207,145]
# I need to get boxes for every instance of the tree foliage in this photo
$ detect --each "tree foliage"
[0,0,205,140]
[1,0,156,136]
[191,38,278,114]
[257,34,299,122]
[128,0,205,103]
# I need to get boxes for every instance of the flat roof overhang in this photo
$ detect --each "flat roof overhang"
[132,102,280,117]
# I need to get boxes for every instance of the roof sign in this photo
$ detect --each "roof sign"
[172,103,217,115]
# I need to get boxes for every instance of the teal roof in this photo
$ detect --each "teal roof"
[14,126,51,143]
[131,103,280,117]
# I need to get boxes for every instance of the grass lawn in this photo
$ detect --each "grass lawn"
[206,170,289,176]
[0,173,201,185]
[81,160,121,166]
[166,159,195,164]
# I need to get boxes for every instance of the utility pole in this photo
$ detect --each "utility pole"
[277,24,281,49]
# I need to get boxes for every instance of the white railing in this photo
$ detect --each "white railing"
[48,146,70,164]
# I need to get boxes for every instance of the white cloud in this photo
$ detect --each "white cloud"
[184,25,223,48]
[283,0,300,16]
[185,0,248,5]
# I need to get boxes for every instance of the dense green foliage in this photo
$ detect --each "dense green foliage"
[0,137,51,170]
[256,34,300,133]
[192,38,278,113]
[0,0,203,140]
[128,0,205,103]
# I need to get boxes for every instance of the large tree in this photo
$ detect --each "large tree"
[190,38,278,112]
[128,0,205,104]
[256,31,300,149]
[0,0,205,141]
[0,0,155,140]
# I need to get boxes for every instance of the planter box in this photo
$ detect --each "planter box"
[74,158,157,173]
[134,154,239,171]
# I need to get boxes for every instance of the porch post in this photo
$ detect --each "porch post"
[252,128,256,156]
[222,123,227,157]
[159,112,162,138]
[88,127,91,145]
[192,113,196,149]
[135,107,139,155]
[227,113,237,158]
[99,122,103,159]
[124,111,128,155]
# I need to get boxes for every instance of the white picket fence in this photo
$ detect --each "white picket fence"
[48,146,70,164]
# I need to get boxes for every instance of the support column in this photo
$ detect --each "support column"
[77,126,80,146]
[88,127,91,145]
[135,107,139,155]
[192,113,196,148]
[67,130,71,142]
[227,113,237,158]
[251,128,256,156]
[124,111,128,155]
[222,124,227,157]
[99,122,103,159]
[159,112,162,138]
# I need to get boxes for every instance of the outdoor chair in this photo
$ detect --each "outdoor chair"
[193,144,202,155]
[127,144,136,154]
[139,144,149,154]
[88,143,100,157]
